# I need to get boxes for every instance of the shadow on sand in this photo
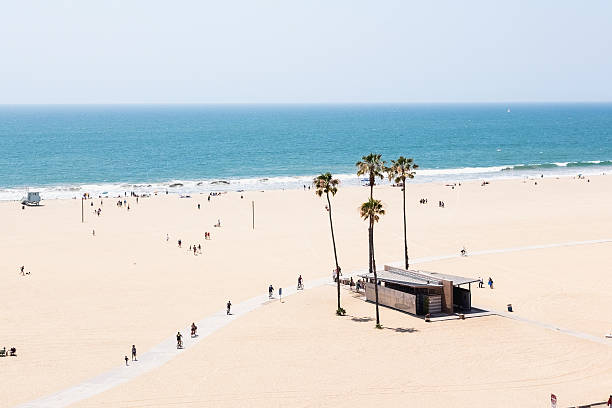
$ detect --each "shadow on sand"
[348,315,418,333]
[385,327,418,333]
[350,316,374,323]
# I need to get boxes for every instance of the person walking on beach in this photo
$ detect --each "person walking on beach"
[226,300,232,315]
[20,266,24,276]
[124,355,129,366]
[176,332,183,348]
[268,284,274,299]
[131,345,137,361]
[178,239,182,248]
[488,277,494,289]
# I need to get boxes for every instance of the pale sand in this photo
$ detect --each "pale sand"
[1,175,611,407]
[73,284,612,408]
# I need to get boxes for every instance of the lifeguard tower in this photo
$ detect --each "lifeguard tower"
[21,192,41,206]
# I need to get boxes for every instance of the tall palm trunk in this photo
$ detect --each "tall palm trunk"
[370,222,380,326]
[402,179,409,269]
[326,192,341,311]
[368,173,374,273]
[369,174,374,199]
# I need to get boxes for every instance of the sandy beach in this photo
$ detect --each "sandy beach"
[2,175,611,407]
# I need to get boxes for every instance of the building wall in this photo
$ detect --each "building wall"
[365,283,416,314]
[442,280,454,314]
[428,295,442,314]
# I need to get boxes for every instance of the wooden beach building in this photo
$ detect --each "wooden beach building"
[360,265,478,316]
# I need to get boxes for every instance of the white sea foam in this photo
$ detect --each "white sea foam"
[2,162,611,201]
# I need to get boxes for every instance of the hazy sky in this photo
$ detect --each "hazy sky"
[2,0,612,104]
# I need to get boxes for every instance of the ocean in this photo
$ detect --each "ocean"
[1,103,611,200]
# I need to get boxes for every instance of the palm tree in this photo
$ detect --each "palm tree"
[356,153,385,272]
[313,173,344,315]
[387,156,418,269]
[360,198,385,328]
[356,153,386,200]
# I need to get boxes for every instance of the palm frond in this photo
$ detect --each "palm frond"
[313,172,340,197]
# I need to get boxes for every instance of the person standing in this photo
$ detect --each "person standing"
[124,355,129,366]
[226,300,232,315]
[131,345,137,361]
[268,285,274,298]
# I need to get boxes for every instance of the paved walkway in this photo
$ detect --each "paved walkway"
[15,238,612,408]
[495,311,612,346]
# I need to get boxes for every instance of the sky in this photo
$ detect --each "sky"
[1,0,612,104]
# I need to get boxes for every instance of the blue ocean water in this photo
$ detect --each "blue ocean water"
[1,104,611,199]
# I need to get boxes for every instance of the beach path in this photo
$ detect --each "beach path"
[15,238,612,408]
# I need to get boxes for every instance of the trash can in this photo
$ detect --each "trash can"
[507,304,513,312]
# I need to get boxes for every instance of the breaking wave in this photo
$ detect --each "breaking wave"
[1,160,610,201]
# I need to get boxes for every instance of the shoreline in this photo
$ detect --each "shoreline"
[1,164,609,201]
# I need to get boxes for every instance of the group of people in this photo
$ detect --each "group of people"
[170,219,216,256]
[188,244,202,255]
[175,238,210,255]
[416,198,447,207]
[175,322,201,349]
[1,346,17,357]
[124,345,137,366]
[477,277,494,289]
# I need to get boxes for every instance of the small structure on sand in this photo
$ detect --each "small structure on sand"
[360,265,478,316]
[21,192,41,206]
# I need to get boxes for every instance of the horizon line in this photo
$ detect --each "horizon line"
[1,100,612,106]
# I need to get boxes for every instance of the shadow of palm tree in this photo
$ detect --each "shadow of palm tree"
[385,327,418,333]
[350,316,374,323]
